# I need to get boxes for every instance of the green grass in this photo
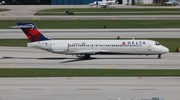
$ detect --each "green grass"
[0,9,9,12]
[0,69,180,77]
[3,20,180,29]
[0,39,28,47]
[35,8,180,15]
[0,38,180,52]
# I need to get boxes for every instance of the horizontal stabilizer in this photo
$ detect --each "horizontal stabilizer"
[10,25,34,29]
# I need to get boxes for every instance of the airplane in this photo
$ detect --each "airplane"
[165,0,178,5]
[11,23,169,60]
[88,0,118,8]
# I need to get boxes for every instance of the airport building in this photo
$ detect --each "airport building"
[3,0,157,5]
[4,0,94,5]
[51,0,95,5]
[5,0,50,4]
[3,0,127,5]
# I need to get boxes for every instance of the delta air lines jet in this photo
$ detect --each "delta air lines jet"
[12,23,169,59]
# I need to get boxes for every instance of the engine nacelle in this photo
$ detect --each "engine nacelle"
[51,44,69,53]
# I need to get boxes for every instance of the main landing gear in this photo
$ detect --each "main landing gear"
[158,54,161,59]
[82,54,91,60]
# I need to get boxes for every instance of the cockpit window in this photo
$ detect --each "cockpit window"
[154,42,160,46]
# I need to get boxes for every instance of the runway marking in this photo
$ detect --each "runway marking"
[32,18,38,20]
[72,17,77,20]
[110,18,116,20]
[107,64,116,69]
[18,88,42,90]
[133,89,157,90]
[66,77,72,80]
[1,63,14,68]
[76,88,100,90]
[11,18,16,20]
[137,77,143,79]
[150,17,156,20]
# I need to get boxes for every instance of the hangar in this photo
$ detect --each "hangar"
[3,0,127,5]
[3,0,156,5]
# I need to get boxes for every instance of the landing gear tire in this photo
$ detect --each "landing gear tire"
[158,54,161,59]
[103,6,107,8]
[82,54,90,60]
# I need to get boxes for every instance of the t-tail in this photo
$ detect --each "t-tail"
[12,23,50,42]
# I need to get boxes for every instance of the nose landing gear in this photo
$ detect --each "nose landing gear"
[158,54,161,59]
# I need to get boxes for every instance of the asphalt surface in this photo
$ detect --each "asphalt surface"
[0,5,180,20]
[0,5,180,100]
[0,77,180,100]
[1,15,180,20]
[0,29,180,38]
[0,46,179,69]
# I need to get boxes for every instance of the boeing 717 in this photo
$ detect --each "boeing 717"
[12,23,169,59]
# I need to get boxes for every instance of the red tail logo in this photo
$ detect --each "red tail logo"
[17,23,50,42]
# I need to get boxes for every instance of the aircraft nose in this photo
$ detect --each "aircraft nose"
[161,46,169,53]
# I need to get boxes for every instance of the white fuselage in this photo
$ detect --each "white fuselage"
[27,40,169,55]
[88,0,117,7]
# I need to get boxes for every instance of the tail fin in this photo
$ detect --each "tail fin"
[14,23,50,42]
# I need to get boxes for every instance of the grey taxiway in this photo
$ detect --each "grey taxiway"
[0,77,180,100]
[1,5,180,20]
[1,28,180,38]
[0,28,179,100]
[0,46,179,69]
[0,5,180,100]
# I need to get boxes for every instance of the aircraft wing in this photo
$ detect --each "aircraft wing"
[88,3,96,6]
[67,50,104,55]
[99,3,108,6]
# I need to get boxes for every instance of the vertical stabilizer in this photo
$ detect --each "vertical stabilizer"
[17,23,50,42]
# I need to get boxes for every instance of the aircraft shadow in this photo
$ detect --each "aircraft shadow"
[2,56,97,63]
[60,57,97,63]
[2,56,159,60]
[59,56,161,63]
[2,56,160,64]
